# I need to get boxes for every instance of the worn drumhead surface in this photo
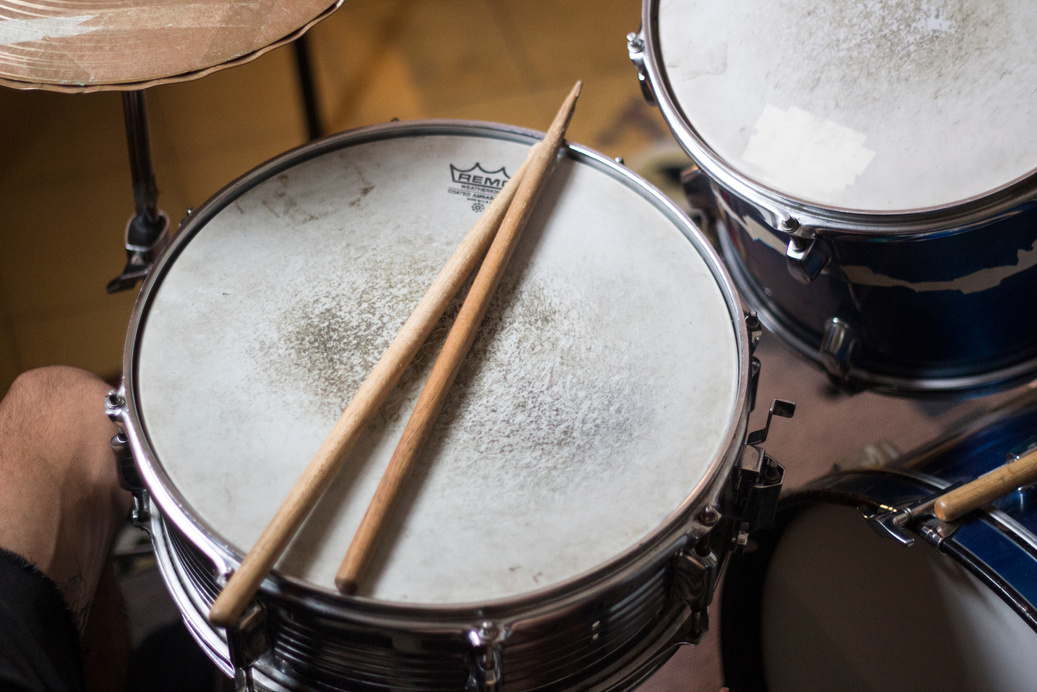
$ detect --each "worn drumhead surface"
[135,128,740,604]
[657,0,1037,211]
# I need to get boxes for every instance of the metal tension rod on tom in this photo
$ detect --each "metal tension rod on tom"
[935,446,1037,522]
[335,81,583,595]
[207,146,535,630]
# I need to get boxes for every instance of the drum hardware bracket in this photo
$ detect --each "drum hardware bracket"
[627,31,656,106]
[178,207,195,229]
[669,544,718,645]
[745,313,763,416]
[466,620,508,692]
[233,668,255,692]
[820,317,858,381]
[745,311,762,355]
[105,389,126,421]
[749,357,762,412]
[745,399,796,447]
[227,602,270,692]
[785,235,830,284]
[107,211,171,293]
[110,430,151,528]
[860,482,965,547]
[105,390,152,527]
[680,165,718,235]
[725,448,785,548]
[717,399,795,548]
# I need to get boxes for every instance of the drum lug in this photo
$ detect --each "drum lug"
[669,544,717,645]
[105,390,151,528]
[820,317,858,380]
[110,430,151,528]
[111,430,142,491]
[785,234,830,283]
[745,311,762,356]
[105,388,127,423]
[627,30,656,106]
[227,602,270,688]
[465,620,508,692]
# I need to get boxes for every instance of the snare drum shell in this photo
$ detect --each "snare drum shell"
[720,387,1037,691]
[118,120,757,690]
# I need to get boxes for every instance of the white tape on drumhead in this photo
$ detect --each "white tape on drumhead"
[741,105,875,202]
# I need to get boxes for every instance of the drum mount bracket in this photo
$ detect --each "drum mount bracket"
[668,400,794,644]
[725,399,796,546]
[860,483,965,547]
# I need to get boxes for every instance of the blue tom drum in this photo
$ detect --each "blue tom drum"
[630,0,1037,397]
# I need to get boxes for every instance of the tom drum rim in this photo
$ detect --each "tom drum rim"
[631,0,1037,235]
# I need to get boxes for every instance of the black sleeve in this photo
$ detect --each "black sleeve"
[0,547,84,692]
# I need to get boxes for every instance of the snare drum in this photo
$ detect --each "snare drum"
[722,386,1037,691]
[108,120,776,690]
[630,0,1037,396]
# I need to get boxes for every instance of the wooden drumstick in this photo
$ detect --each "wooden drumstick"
[207,154,533,629]
[934,446,1037,522]
[335,81,582,595]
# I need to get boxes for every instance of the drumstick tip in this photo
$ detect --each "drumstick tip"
[335,575,359,595]
[208,596,236,629]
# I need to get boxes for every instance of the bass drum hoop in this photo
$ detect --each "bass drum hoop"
[720,467,1037,691]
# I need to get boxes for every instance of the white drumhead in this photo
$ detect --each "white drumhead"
[657,0,1037,211]
[760,504,1037,691]
[135,126,741,604]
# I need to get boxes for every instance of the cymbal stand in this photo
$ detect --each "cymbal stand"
[293,34,323,141]
[107,90,170,293]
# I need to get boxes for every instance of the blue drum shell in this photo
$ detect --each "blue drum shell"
[717,189,1037,397]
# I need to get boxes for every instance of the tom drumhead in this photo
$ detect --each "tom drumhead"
[648,0,1037,212]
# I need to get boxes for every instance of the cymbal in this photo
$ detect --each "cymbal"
[0,0,342,92]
